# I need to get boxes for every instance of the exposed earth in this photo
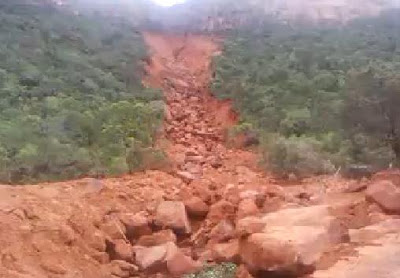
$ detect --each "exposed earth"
[1,32,400,278]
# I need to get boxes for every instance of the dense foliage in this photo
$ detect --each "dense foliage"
[212,11,400,177]
[0,0,163,183]
[183,263,237,278]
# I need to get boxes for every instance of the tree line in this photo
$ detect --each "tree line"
[0,0,164,183]
[212,10,400,177]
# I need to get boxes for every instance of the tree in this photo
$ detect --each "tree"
[344,69,400,164]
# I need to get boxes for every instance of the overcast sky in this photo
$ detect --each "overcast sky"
[151,0,186,7]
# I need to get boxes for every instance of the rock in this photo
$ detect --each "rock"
[100,217,127,240]
[366,180,400,214]
[109,260,138,278]
[185,155,204,163]
[371,169,400,186]
[209,156,223,169]
[166,246,202,276]
[240,233,300,274]
[137,230,177,247]
[85,229,107,252]
[239,190,260,200]
[134,244,168,271]
[134,241,200,275]
[184,196,209,217]
[237,199,259,219]
[350,219,400,244]
[183,162,203,175]
[313,220,400,278]
[155,201,191,234]
[236,216,266,236]
[119,212,152,240]
[112,240,134,262]
[40,260,67,275]
[239,206,348,275]
[192,180,213,203]
[209,220,235,243]
[344,181,368,193]
[186,149,199,156]
[211,239,240,263]
[208,200,235,222]
[91,251,110,264]
[236,265,254,278]
[177,171,196,183]
[58,224,76,245]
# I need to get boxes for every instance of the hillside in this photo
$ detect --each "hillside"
[1,1,400,278]
[212,9,400,177]
[0,0,163,183]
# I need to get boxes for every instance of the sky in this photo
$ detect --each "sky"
[150,0,186,7]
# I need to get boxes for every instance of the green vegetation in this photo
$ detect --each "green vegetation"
[183,263,237,278]
[212,10,400,177]
[0,0,163,183]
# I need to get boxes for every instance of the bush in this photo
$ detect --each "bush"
[183,263,237,278]
[265,135,335,178]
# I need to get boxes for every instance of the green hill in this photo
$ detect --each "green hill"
[0,0,163,183]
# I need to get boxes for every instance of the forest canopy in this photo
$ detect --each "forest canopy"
[0,0,163,183]
[212,10,400,177]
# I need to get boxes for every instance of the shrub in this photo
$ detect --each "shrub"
[183,263,237,278]
[265,135,335,178]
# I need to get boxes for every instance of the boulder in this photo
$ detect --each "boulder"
[134,242,200,275]
[208,200,235,222]
[209,156,223,169]
[209,220,235,243]
[84,229,107,252]
[236,265,254,278]
[100,216,127,241]
[91,251,110,264]
[343,181,368,193]
[112,240,134,262]
[240,233,299,273]
[134,244,168,271]
[109,260,138,278]
[366,180,400,214]
[166,246,202,276]
[119,212,152,240]
[350,219,400,244]
[154,201,191,234]
[313,219,400,278]
[237,199,259,219]
[371,169,400,186]
[137,230,177,247]
[185,196,209,217]
[236,216,266,236]
[211,239,240,263]
[239,206,348,275]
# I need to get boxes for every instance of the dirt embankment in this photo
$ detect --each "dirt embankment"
[0,32,400,278]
